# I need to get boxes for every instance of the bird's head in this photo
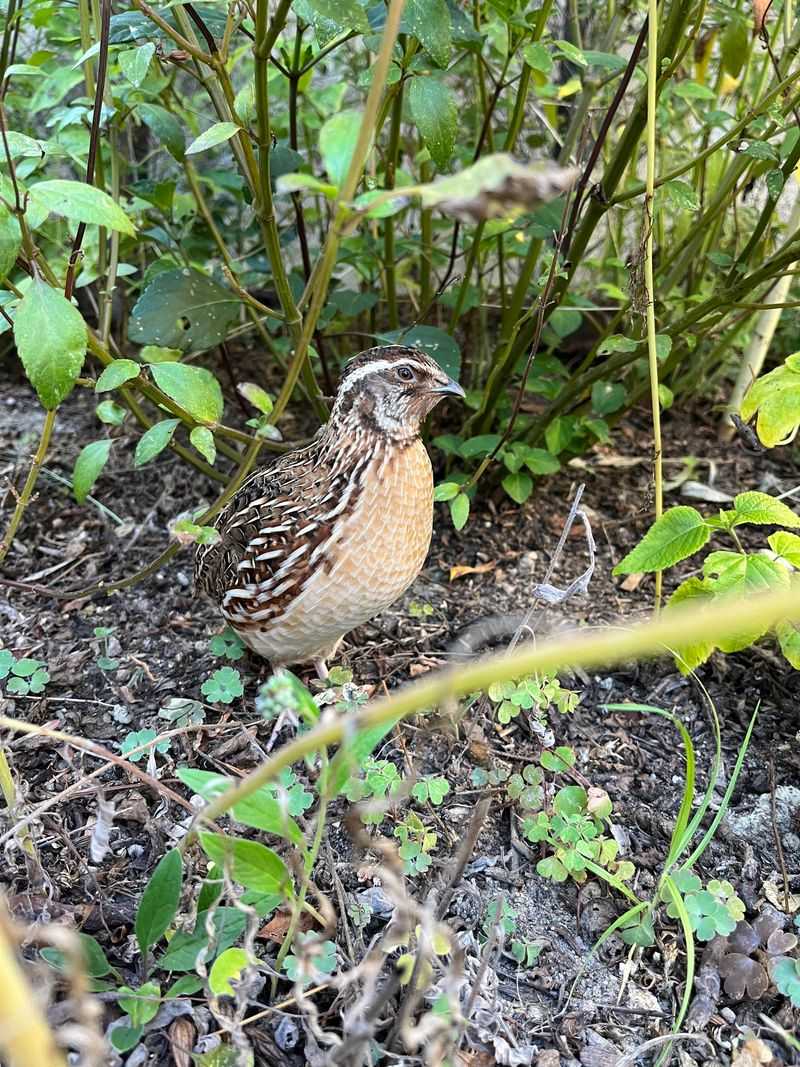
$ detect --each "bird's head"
[331,345,465,441]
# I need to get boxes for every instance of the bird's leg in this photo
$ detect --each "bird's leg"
[313,658,330,681]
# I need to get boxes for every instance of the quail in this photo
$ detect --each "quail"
[196,345,465,677]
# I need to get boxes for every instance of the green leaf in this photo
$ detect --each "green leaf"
[111,1025,144,1053]
[118,981,160,1027]
[433,481,460,501]
[739,139,779,161]
[674,80,715,101]
[190,425,216,464]
[523,448,560,475]
[319,109,362,188]
[135,849,183,958]
[721,19,748,77]
[141,345,182,364]
[209,947,251,996]
[176,768,303,845]
[450,492,470,530]
[138,104,186,161]
[13,280,87,409]
[73,439,112,503]
[134,419,180,466]
[0,201,21,281]
[238,382,273,416]
[157,908,246,972]
[199,833,292,896]
[404,0,451,67]
[662,179,699,211]
[582,50,628,70]
[29,179,136,236]
[186,121,240,156]
[118,42,155,86]
[502,472,533,504]
[553,39,587,66]
[613,507,711,574]
[523,42,552,73]
[768,531,800,567]
[731,491,800,528]
[377,325,461,380]
[740,355,800,447]
[409,75,456,170]
[776,620,800,669]
[591,381,625,416]
[766,169,785,200]
[151,363,223,426]
[275,172,338,198]
[666,577,716,672]
[95,358,140,392]
[41,932,114,978]
[201,666,244,704]
[597,334,639,354]
[655,334,673,361]
[304,0,368,31]
[129,269,240,352]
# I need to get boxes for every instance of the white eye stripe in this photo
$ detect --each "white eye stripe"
[338,358,435,394]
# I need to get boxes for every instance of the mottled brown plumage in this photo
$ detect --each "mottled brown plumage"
[196,345,464,675]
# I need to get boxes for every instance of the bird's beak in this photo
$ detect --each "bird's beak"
[430,377,466,399]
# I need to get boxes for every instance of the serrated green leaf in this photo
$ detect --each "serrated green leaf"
[613,507,710,574]
[776,619,800,668]
[666,577,716,672]
[29,179,136,235]
[151,363,223,426]
[13,280,87,409]
[134,418,180,466]
[186,121,240,156]
[768,531,800,567]
[135,849,183,958]
[662,179,699,212]
[731,491,800,529]
[73,439,112,503]
[95,358,140,392]
[409,75,456,170]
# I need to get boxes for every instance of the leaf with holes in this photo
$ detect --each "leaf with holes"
[13,280,87,409]
[129,269,240,352]
[613,507,711,574]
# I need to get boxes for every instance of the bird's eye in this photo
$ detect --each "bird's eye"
[397,366,415,382]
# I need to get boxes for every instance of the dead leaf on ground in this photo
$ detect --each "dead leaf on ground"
[731,1036,774,1066]
[258,909,316,943]
[168,1016,196,1067]
[621,573,644,592]
[450,561,497,581]
[763,875,800,913]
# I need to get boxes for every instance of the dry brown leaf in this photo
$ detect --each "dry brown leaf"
[168,1016,196,1067]
[455,1051,496,1067]
[753,0,771,32]
[732,1036,773,1067]
[258,908,315,943]
[449,561,497,581]
[762,875,800,913]
[621,573,644,592]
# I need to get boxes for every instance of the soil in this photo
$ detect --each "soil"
[1,359,799,1067]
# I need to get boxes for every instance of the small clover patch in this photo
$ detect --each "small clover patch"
[201,667,244,704]
[208,627,246,661]
[0,653,50,696]
[120,729,171,762]
[411,776,450,805]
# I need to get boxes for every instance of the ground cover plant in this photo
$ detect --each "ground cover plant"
[1,0,800,1063]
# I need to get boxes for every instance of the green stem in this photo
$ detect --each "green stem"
[270,0,407,422]
[383,76,405,330]
[643,0,663,612]
[0,408,56,564]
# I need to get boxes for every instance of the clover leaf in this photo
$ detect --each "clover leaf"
[201,667,244,704]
